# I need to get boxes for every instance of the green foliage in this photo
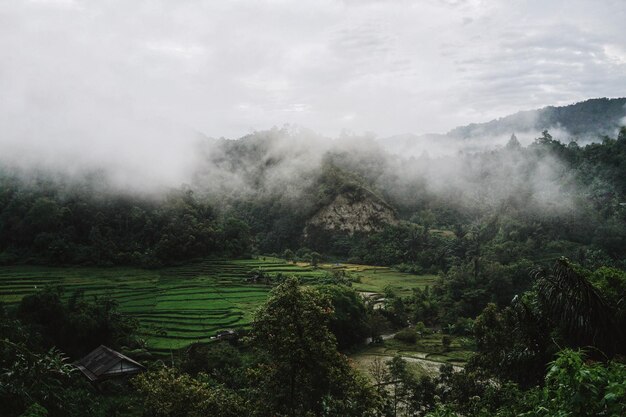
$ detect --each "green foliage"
[16,288,140,357]
[317,285,370,350]
[0,186,251,266]
[534,259,623,355]
[470,259,625,389]
[394,328,418,344]
[309,251,322,266]
[471,301,555,387]
[250,277,378,416]
[179,342,243,385]
[0,258,332,351]
[0,340,74,417]
[520,349,626,417]
[19,403,48,417]
[1,108,626,416]
[133,366,247,417]
[441,335,452,351]
[282,248,294,262]
[411,287,439,326]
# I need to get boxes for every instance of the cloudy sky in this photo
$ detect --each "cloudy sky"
[1,0,625,180]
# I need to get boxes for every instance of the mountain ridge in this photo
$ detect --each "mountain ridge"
[380,97,626,156]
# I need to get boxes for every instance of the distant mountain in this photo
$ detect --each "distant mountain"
[381,98,626,156]
[447,97,626,140]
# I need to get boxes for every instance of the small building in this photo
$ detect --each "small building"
[211,329,238,341]
[74,345,145,383]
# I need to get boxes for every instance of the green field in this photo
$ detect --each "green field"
[0,258,434,352]
[350,333,475,378]
[316,262,438,296]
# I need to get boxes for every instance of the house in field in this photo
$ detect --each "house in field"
[74,345,145,383]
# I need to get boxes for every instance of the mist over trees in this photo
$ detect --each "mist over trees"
[1,123,626,270]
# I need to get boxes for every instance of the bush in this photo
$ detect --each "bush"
[395,263,424,275]
[394,329,418,344]
[414,321,430,335]
[441,335,452,351]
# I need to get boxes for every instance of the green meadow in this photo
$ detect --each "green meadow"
[0,258,435,352]
[316,262,438,296]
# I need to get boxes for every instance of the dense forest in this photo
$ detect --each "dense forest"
[2,125,626,271]
[1,114,626,415]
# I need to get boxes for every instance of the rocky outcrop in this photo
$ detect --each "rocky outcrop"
[304,191,398,236]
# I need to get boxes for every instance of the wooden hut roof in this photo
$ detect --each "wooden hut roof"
[73,345,145,382]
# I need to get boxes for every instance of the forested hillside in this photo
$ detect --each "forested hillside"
[2,125,625,270]
[382,97,626,156]
[448,97,626,140]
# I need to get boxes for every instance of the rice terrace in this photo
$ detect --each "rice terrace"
[0,258,435,353]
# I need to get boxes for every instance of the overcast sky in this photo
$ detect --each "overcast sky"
[1,0,625,180]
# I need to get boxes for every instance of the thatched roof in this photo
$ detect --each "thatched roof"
[74,345,145,382]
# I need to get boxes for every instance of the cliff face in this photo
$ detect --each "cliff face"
[304,191,398,237]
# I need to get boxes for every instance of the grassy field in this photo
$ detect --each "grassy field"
[0,258,435,352]
[315,262,438,296]
[350,332,475,378]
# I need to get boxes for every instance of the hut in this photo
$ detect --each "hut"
[211,329,238,341]
[74,345,145,383]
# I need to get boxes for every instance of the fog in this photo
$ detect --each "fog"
[1,0,625,210]
[0,112,604,216]
[181,126,578,218]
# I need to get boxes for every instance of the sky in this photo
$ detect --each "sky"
[1,0,625,183]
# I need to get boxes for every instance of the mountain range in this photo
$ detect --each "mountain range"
[380,97,626,156]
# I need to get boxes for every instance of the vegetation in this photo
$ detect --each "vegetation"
[1,124,626,415]
[0,259,431,353]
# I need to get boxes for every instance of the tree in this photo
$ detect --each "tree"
[534,258,623,356]
[309,251,322,267]
[441,335,452,351]
[250,277,377,416]
[179,342,242,386]
[16,288,140,358]
[317,285,370,350]
[506,133,521,150]
[0,341,74,417]
[133,367,247,417]
[471,299,553,387]
[369,311,391,343]
[387,355,409,416]
[283,248,295,263]
[522,349,626,417]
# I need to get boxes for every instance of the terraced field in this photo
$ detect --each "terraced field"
[0,258,434,352]
[0,258,326,352]
[351,333,475,378]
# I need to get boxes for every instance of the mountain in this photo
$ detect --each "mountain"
[447,97,626,140]
[381,97,626,156]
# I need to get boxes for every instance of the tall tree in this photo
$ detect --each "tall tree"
[534,258,623,356]
[251,277,377,416]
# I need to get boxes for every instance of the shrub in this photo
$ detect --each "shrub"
[395,329,418,344]
[441,335,452,351]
